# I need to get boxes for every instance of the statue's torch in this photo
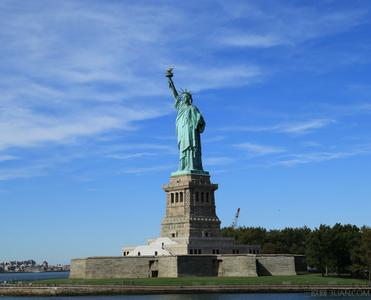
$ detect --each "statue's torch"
[165,67,174,78]
[166,67,174,89]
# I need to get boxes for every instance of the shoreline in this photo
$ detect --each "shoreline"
[1,285,371,296]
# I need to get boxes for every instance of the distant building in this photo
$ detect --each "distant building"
[0,260,68,273]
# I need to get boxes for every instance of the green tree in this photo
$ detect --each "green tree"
[360,227,371,281]
[222,223,365,279]
[221,226,267,245]
[222,226,310,255]
[280,227,311,254]
[261,242,281,254]
[330,224,360,273]
[306,225,334,276]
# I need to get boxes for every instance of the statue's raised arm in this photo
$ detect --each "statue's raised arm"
[165,68,178,100]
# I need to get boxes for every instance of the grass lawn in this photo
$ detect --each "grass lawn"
[32,274,369,286]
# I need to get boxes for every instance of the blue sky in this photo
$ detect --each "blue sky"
[1,0,371,264]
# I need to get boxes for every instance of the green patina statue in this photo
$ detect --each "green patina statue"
[166,68,208,176]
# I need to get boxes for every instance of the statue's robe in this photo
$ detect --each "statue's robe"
[175,96,205,172]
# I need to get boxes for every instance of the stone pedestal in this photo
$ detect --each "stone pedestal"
[160,174,260,255]
[161,174,221,240]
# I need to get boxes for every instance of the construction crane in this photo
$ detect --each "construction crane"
[231,208,240,229]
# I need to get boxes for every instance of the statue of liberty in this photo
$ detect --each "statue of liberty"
[166,68,208,176]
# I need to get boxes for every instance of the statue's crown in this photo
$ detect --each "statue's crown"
[180,88,192,96]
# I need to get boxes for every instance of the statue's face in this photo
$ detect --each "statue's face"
[183,94,192,105]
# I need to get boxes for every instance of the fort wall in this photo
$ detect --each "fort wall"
[70,254,303,279]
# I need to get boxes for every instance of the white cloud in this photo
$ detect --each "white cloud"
[119,164,175,175]
[223,119,334,135]
[105,152,156,160]
[0,105,165,150]
[97,143,176,155]
[204,135,226,143]
[235,143,285,155]
[275,151,356,167]
[0,155,18,162]
[220,34,284,48]
[0,2,173,151]
[173,64,263,92]
[273,143,371,167]
[302,141,322,148]
[0,1,266,154]
[218,2,367,48]
[204,156,234,166]
[279,119,335,134]
[0,164,46,181]
[323,102,371,116]
[360,103,371,111]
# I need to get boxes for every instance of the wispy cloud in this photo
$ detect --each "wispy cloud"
[223,119,334,135]
[174,64,263,92]
[219,34,284,48]
[321,102,371,116]
[0,0,264,181]
[0,1,266,155]
[0,164,47,181]
[360,103,371,111]
[119,164,175,175]
[275,151,357,167]
[204,156,234,166]
[301,141,322,148]
[272,143,371,167]
[204,135,226,143]
[105,152,155,160]
[0,105,165,150]
[279,119,335,134]
[235,143,286,155]
[218,2,367,48]
[97,143,176,155]
[0,155,18,162]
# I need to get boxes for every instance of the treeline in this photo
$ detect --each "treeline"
[221,224,371,279]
